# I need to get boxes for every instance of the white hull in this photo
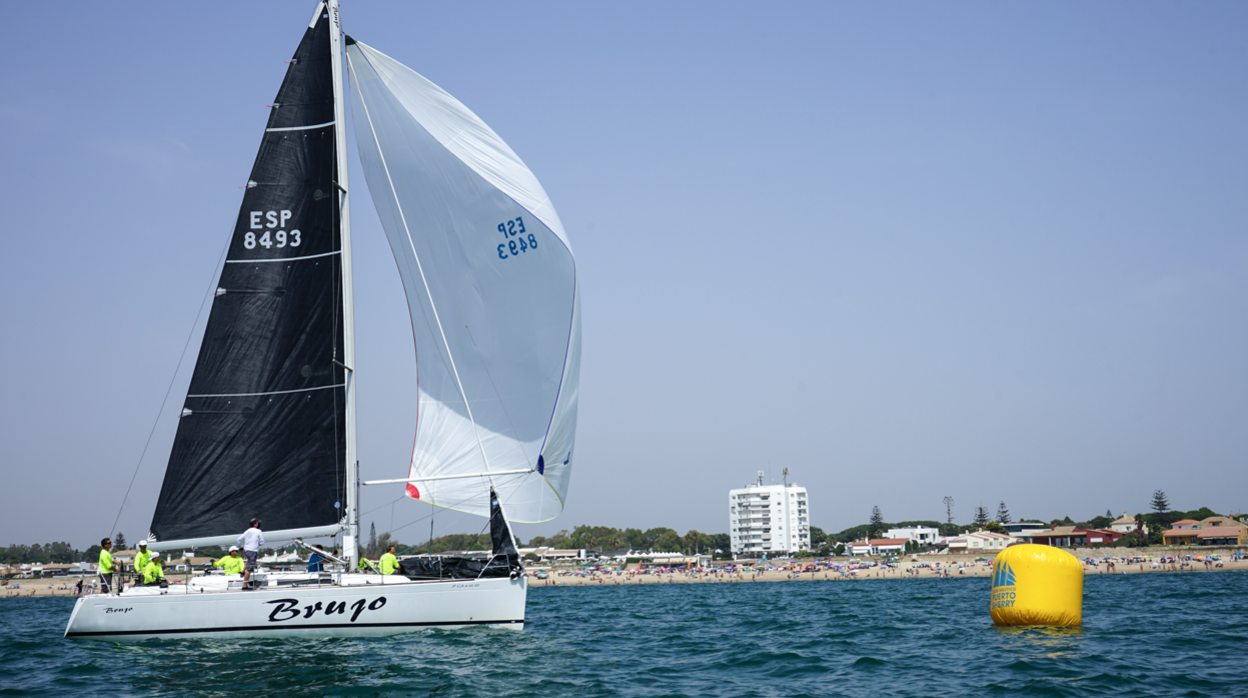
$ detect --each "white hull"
[65,573,526,641]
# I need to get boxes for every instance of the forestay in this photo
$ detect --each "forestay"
[346,40,580,522]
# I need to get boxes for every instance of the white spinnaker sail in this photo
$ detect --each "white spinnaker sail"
[347,41,579,523]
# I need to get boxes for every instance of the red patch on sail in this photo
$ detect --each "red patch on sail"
[406,483,420,499]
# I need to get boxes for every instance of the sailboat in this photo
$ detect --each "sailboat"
[64,0,579,641]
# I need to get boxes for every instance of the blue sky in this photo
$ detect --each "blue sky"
[3,2,1245,550]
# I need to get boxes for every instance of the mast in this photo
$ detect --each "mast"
[326,0,358,569]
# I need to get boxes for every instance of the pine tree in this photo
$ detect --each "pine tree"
[1106,509,1113,518]
[973,506,989,527]
[996,501,1012,525]
[114,532,127,551]
[1150,490,1170,515]
[869,506,884,537]
[943,496,955,524]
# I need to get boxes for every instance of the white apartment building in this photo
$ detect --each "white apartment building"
[728,473,810,557]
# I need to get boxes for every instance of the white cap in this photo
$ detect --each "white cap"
[150,551,161,559]
[229,546,239,552]
[138,540,148,546]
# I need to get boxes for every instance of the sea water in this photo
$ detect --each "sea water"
[2,571,1245,697]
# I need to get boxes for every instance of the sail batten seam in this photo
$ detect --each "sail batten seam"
[187,383,344,398]
[225,250,341,264]
[266,120,336,132]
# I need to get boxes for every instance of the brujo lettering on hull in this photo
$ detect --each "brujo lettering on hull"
[266,596,387,623]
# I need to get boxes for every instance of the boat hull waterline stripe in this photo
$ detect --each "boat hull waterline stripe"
[188,383,344,399]
[266,120,336,132]
[225,250,342,264]
[66,618,523,638]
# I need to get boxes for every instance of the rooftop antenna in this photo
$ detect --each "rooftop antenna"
[756,470,764,487]
[782,466,789,488]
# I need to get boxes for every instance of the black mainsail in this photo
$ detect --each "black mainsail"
[150,8,346,543]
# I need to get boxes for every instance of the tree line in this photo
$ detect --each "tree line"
[357,524,733,559]
[525,526,730,556]
[0,542,85,565]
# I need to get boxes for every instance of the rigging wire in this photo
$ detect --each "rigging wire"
[107,229,234,541]
[361,494,406,518]
[360,475,518,542]
[387,491,483,536]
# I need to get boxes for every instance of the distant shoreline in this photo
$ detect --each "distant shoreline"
[6,554,1242,598]
[528,556,1247,587]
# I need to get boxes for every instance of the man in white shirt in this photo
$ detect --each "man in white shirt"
[237,518,265,586]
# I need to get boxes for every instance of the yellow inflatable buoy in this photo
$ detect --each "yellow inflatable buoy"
[990,544,1083,627]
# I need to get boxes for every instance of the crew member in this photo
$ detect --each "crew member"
[212,546,246,576]
[380,545,399,575]
[237,518,265,585]
[142,551,166,586]
[98,538,117,593]
[134,540,151,574]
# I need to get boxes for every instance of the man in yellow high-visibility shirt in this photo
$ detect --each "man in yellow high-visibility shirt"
[97,538,117,593]
[212,547,246,576]
[134,540,151,575]
[379,545,399,575]
[141,551,166,586]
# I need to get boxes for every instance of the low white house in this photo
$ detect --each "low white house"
[847,541,874,557]
[946,531,1019,553]
[1003,522,1048,540]
[873,539,908,555]
[885,526,940,546]
[1110,513,1148,535]
[628,552,702,567]
[517,547,589,561]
